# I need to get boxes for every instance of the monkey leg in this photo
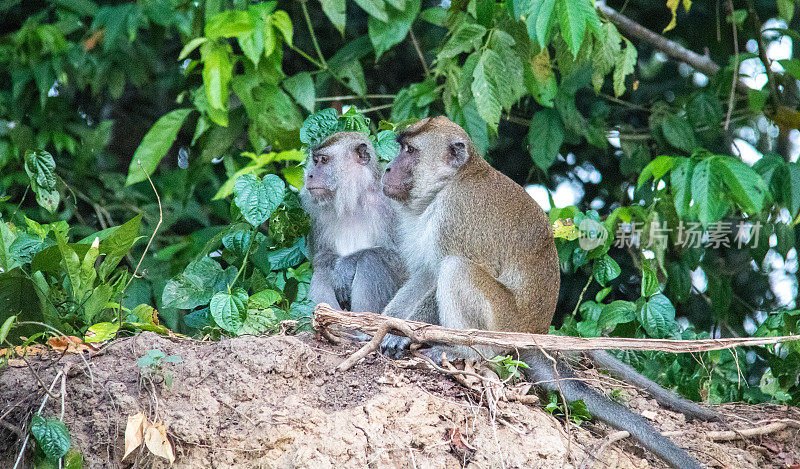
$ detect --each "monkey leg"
[429,255,517,362]
[381,272,438,358]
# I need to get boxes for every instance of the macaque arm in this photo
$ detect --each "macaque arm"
[381,271,436,320]
[587,349,720,421]
[349,248,407,315]
[309,267,342,310]
[521,348,701,469]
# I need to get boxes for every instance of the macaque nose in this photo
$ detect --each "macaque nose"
[308,173,314,178]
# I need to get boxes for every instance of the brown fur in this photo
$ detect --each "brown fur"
[382,116,558,336]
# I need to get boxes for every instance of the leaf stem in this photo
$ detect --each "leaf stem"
[229,224,259,289]
[301,1,328,69]
[287,43,324,69]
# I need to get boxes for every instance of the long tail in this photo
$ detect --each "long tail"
[520,348,702,469]
[587,350,720,422]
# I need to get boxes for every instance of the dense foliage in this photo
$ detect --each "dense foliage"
[2,0,800,408]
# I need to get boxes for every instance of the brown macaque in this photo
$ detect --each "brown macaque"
[301,132,406,316]
[379,116,704,469]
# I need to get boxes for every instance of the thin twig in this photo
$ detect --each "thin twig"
[316,94,396,101]
[301,0,328,69]
[745,0,780,112]
[118,160,164,327]
[13,368,65,469]
[571,276,593,317]
[359,103,394,114]
[408,29,430,76]
[724,0,739,131]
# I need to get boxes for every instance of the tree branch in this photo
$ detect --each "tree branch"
[313,304,800,358]
[596,2,749,93]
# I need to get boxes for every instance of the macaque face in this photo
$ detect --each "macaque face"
[381,136,419,201]
[382,117,470,203]
[304,132,373,205]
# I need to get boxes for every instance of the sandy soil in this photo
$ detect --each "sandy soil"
[2,331,799,468]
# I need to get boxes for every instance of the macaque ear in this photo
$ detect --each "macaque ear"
[355,143,371,165]
[447,140,469,168]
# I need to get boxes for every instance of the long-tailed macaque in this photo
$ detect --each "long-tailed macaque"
[379,116,703,469]
[301,131,406,316]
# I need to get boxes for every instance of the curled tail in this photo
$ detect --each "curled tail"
[520,348,702,469]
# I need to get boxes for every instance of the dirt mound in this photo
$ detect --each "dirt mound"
[2,332,799,468]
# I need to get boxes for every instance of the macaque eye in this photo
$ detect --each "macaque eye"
[320,155,329,164]
[406,145,417,155]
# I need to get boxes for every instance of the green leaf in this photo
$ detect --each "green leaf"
[636,294,677,338]
[271,10,293,44]
[200,41,233,113]
[526,0,557,48]
[205,10,254,39]
[178,37,207,60]
[210,288,248,333]
[527,108,564,172]
[688,93,723,129]
[354,0,388,22]
[637,155,675,188]
[715,157,767,214]
[238,26,264,65]
[373,130,401,161]
[281,165,305,189]
[613,39,637,97]
[438,23,486,60]
[0,315,15,344]
[593,255,621,286]
[692,157,729,226]
[300,108,340,147]
[641,262,660,297]
[556,0,597,57]
[30,414,71,461]
[24,150,56,190]
[787,162,800,216]
[283,72,315,113]
[162,257,233,309]
[233,174,286,226]
[368,0,420,59]
[85,321,119,342]
[661,114,698,153]
[591,23,621,92]
[125,109,193,185]
[55,231,81,298]
[319,0,347,34]
[777,0,795,21]
[472,49,504,131]
[598,300,635,332]
[337,106,371,134]
[250,289,282,308]
[668,157,693,218]
[266,237,307,270]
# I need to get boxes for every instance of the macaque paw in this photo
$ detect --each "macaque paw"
[380,334,410,358]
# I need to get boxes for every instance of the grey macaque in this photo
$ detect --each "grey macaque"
[301,131,406,315]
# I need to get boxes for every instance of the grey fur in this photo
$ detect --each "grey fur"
[301,132,407,316]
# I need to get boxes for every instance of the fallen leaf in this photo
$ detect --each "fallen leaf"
[0,343,49,358]
[47,336,96,354]
[641,410,658,420]
[144,421,175,463]
[122,412,147,460]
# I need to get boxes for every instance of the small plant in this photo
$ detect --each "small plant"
[137,349,182,387]
[488,355,530,381]
[544,392,593,425]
